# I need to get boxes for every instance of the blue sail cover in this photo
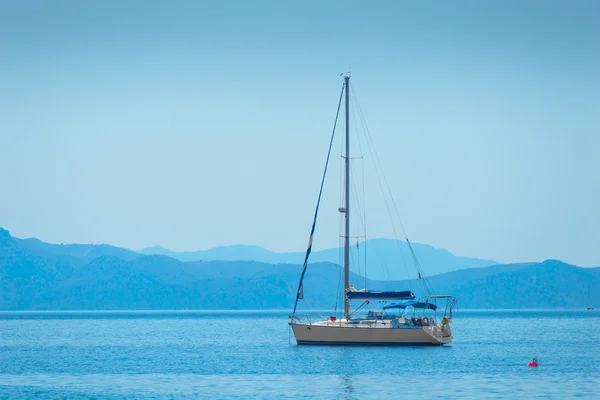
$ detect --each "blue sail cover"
[347,290,415,301]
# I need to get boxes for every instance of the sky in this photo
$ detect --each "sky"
[1,0,599,266]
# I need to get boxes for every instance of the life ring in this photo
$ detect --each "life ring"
[422,316,429,326]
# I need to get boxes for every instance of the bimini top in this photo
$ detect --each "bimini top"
[383,300,437,310]
[346,290,415,301]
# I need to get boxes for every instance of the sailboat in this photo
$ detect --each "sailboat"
[289,75,456,346]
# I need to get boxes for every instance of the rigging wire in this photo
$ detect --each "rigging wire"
[362,142,367,288]
[349,176,362,253]
[350,83,432,294]
[349,88,396,284]
[354,84,433,295]
[350,99,369,287]
[349,84,410,285]
[346,113,368,286]
[335,103,346,314]
[334,234,343,314]
[291,84,345,317]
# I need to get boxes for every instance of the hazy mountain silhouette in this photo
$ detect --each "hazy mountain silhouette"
[17,236,141,262]
[1,228,598,310]
[141,238,498,279]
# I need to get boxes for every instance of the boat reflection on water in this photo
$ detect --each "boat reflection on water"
[340,374,355,399]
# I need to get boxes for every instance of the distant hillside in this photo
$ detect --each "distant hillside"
[17,237,141,262]
[393,260,600,309]
[141,238,498,279]
[6,229,498,279]
[1,228,598,310]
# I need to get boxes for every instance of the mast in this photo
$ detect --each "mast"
[344,75,350,319]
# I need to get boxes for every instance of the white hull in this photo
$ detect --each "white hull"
[290,321,452,346]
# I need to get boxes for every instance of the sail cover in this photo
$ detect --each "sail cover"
[346,290,415,301]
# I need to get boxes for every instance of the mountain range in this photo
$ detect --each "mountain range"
[140,238,498,280]
[1,227,598,310]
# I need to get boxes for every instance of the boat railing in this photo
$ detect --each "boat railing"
[291,314,313,325]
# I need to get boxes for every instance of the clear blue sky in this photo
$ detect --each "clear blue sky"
[1,0,598,266]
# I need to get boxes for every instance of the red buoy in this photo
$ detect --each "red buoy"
[528,357,538,367]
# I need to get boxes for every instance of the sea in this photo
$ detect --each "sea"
[0,310,598,399]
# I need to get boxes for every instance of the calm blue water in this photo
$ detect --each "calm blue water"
[0,310,599,399]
